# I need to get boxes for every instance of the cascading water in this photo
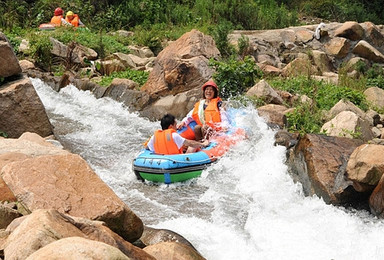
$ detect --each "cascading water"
[31,78,384,259]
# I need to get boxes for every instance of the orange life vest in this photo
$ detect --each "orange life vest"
[65,14,80,27]
[50,15,63,26]
[153,129,183,155]
[192,97,222,129]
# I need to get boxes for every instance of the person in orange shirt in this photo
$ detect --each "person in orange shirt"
[177,80,229,141]
[65,11,85,27]
[50,7,68,26]
[147,114,209,155]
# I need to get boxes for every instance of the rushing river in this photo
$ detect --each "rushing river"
[31,78,384,260]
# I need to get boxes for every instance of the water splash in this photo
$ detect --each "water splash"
[32,78,384,260]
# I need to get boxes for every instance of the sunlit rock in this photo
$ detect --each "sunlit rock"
[364,87,384,110]
[144,241,206,260]
[287,134,364,205]
[0,32,21,78]
[141,29,220,97]
[246,79,284,105]
[321,111,374,141]
[1,153,143,242]
[334,21,364,41]
[352,40,384,63]
[26,237,130,260]
[347,144,384,193]
[0,76,53,138]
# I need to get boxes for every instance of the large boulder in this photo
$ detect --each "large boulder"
[144,242,206,260]
[50,37,98,64]
[4,209,87,260]
[288,134,364,205]
[141,29,220,98]
[352,40,384,63]
[26,237,131,260]
[0,76,53,138]
[1,140,143,242]
[0,32,21,78]
[334,21,364,41]
[257,104,293,128]
[321,111,374,142]
[347,144,384,192]
[140,87,201,120]
[364,87,384,110]
[363,22,384,47]
[324,37,351,58]
[246,79,284,105]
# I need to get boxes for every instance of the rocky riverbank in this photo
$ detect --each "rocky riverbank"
[1,20,384,259]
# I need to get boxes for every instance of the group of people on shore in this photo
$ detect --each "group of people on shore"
[147,80,230,155]
[50,7,85,28]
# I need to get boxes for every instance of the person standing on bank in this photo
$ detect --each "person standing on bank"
[177,80,229,141]
[147,114,209,155]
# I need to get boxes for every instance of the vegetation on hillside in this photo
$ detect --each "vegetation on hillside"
[1,0,383,136]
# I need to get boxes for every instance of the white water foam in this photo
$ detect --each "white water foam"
[32,78,384,260]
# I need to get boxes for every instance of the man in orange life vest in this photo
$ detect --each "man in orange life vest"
[147,114,209,155]
[50,7,69,26]
[177,80,229,141]
[65,11,85,27]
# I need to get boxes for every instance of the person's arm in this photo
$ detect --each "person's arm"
[61,18,71,26]
[146,135,155,152]
[173,133,209,149]
[177,109,194,129]
[183,138,209,149]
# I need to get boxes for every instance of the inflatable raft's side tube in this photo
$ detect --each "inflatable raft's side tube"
[39,23,56,30]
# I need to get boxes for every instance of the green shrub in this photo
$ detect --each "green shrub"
[210,56,263,99]
[367,76,384,90]
[366,63,384,79]
[286,103,322,135]
[95,69,149,87]
[0,130,8,138]
[270,76,369,134]
[208,20,235,58]
[26,32,53,70]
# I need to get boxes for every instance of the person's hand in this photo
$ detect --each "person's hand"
[201,139,210,148]
[177,121,185,129]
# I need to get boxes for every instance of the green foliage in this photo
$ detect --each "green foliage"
[298,0,381,24]
[366,64,384,79]
[286,103,322,135]
[210,56,263,99]
[237,35,251,58]
[367,76,384,90]
[270,76,369,134]
[95,69,149,87]
[208,20,235,58]
[0,130,8,138]
[26,32,53,70]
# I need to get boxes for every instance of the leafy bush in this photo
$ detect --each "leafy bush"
[367,76,384,90]
[95,69,149,87]
[286,103,323,135]
[269,76,370,134]
[26,32,53,70]
[210,56,263,99]
[208,20,235,58]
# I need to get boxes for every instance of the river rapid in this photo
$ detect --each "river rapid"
[31,78,384,260]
